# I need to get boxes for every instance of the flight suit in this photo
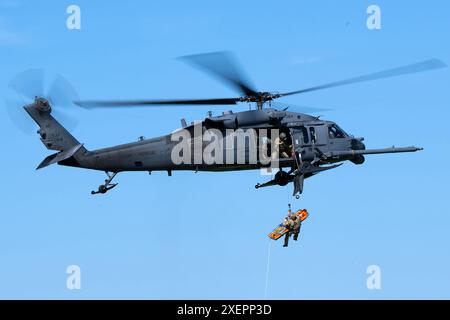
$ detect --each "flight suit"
[274,136,289,159]
[283,218,295,247]
[293,217,302,241]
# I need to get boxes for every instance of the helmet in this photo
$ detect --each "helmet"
[291,215,297,220]
[279,132,286,139]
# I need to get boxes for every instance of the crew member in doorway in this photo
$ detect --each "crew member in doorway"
[274,132,290,159]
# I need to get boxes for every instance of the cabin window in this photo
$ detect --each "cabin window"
[309,127,317,144]
[299,127,309,144]
[328,124,345,139]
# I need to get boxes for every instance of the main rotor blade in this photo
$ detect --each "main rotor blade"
[280,58,447,97]
[75,98,240,108]
[179,51,258,97]
[270,101,331,114]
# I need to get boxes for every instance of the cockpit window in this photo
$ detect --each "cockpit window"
[328,124,345,139]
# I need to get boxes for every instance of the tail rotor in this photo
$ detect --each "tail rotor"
[5,70,79,134]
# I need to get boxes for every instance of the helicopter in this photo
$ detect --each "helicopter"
[6,52,446,197]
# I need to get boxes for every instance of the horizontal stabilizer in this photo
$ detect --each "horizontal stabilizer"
[36,143,84,170]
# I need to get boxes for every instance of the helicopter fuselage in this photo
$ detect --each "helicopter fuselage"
[56,108,414,174]
[25,100,422,196]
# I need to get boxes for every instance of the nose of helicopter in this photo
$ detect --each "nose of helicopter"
[351,138,366,151]
[349,138,366,165]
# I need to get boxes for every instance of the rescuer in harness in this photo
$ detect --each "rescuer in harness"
[268,204,308,247]
[283,209,302,247]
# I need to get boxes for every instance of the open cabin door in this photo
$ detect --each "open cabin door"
[288,126,308,167]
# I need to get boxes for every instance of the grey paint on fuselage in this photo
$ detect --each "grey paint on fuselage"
[64,109,349,172]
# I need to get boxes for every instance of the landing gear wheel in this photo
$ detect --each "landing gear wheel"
[91,172,119,195]
[98,185,107,194]
[274,170,290,186]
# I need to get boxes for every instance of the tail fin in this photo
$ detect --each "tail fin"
[25,104,81,151]
[24,104,87,169]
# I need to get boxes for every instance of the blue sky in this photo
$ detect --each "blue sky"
[0,0,449,299]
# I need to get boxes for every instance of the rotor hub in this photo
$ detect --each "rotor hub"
[238,92,282,109]
[34,97,51,113]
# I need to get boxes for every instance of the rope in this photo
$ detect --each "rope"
[264,240,272,299]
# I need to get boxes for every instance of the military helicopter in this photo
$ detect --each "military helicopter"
[6,52,446,197]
